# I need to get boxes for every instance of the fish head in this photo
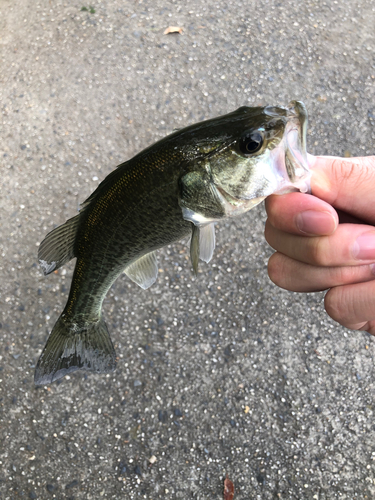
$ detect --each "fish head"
[208,101,311,211]
[180,101,311,225]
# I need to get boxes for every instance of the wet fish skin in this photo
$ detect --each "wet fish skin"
[35,103,310,385]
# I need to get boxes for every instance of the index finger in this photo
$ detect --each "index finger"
[310,155,375,224]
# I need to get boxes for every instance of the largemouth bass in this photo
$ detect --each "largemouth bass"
[35,101,310,385]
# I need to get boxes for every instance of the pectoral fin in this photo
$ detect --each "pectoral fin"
[189,222,216,274]
[199,223,215,263]
[190,224,200,275]
[124,251,158,289]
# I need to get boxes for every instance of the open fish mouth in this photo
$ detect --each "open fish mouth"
[208,100,312,208]
[287,100,308,153]
[284,100,311,193]
[255,100,311,198]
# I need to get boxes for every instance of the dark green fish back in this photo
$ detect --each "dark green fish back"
[36,103,309,384]
[35,140,193,384]
[68,147,191,315]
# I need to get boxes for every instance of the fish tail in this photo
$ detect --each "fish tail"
[34,315,116,385]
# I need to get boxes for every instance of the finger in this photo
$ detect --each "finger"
[324,280,375,335]
[346,320,375,337]
[265,222,375,267]
[268,252,375,292]
[265,192,338,236]
[309,155,375,224]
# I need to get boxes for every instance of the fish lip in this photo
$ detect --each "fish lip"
[287,100,308,153]
[283,101,311,193]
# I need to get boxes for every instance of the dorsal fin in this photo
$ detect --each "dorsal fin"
[79,161,129,210]
[38,214,80,275]
[38,162,131,276]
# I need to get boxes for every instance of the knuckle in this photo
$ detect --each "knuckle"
[331,266,355,284]
[332,157,375,193]
[308,238,331,266]
[331,158,356,184]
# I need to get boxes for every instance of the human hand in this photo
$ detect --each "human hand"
[265,155,375,335]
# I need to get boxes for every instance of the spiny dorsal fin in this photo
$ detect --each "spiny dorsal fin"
[124,250,158,289]
[79,161,129,211]
[38,214,80,275]
[38,162,131,275]
[38,161,132,276]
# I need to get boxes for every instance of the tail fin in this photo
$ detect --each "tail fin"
[34,315,116,385]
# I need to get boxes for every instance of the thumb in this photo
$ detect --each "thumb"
[308,155,375,225]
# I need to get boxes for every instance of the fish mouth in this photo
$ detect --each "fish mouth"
[283,100,311,193]
[212,101,311,205]
[287,100,308,153]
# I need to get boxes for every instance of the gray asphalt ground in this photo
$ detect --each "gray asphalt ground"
[1,0,375,498]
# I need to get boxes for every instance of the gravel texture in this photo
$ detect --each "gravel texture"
[1,0,375,498]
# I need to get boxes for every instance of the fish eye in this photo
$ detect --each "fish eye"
[239,131,264,155]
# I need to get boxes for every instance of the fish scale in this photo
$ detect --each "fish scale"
[68,157,191,318]
[35,102,310,385]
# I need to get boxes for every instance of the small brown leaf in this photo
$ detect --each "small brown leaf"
[164,26,183,35]
[224,474,234,500]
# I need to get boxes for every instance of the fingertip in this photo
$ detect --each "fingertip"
[324,281,375,329]
[310,160,334,200]
[310,156,375,213]
[264,218,273,247]
[267,252,293,291]
[265,191,338,235]
[295,209,338,236]
[267,252,280,285]
[324,286,342,324]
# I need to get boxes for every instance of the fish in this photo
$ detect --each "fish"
[34,100,311,385]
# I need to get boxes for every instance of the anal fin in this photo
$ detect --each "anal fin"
[124,250,158,289]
